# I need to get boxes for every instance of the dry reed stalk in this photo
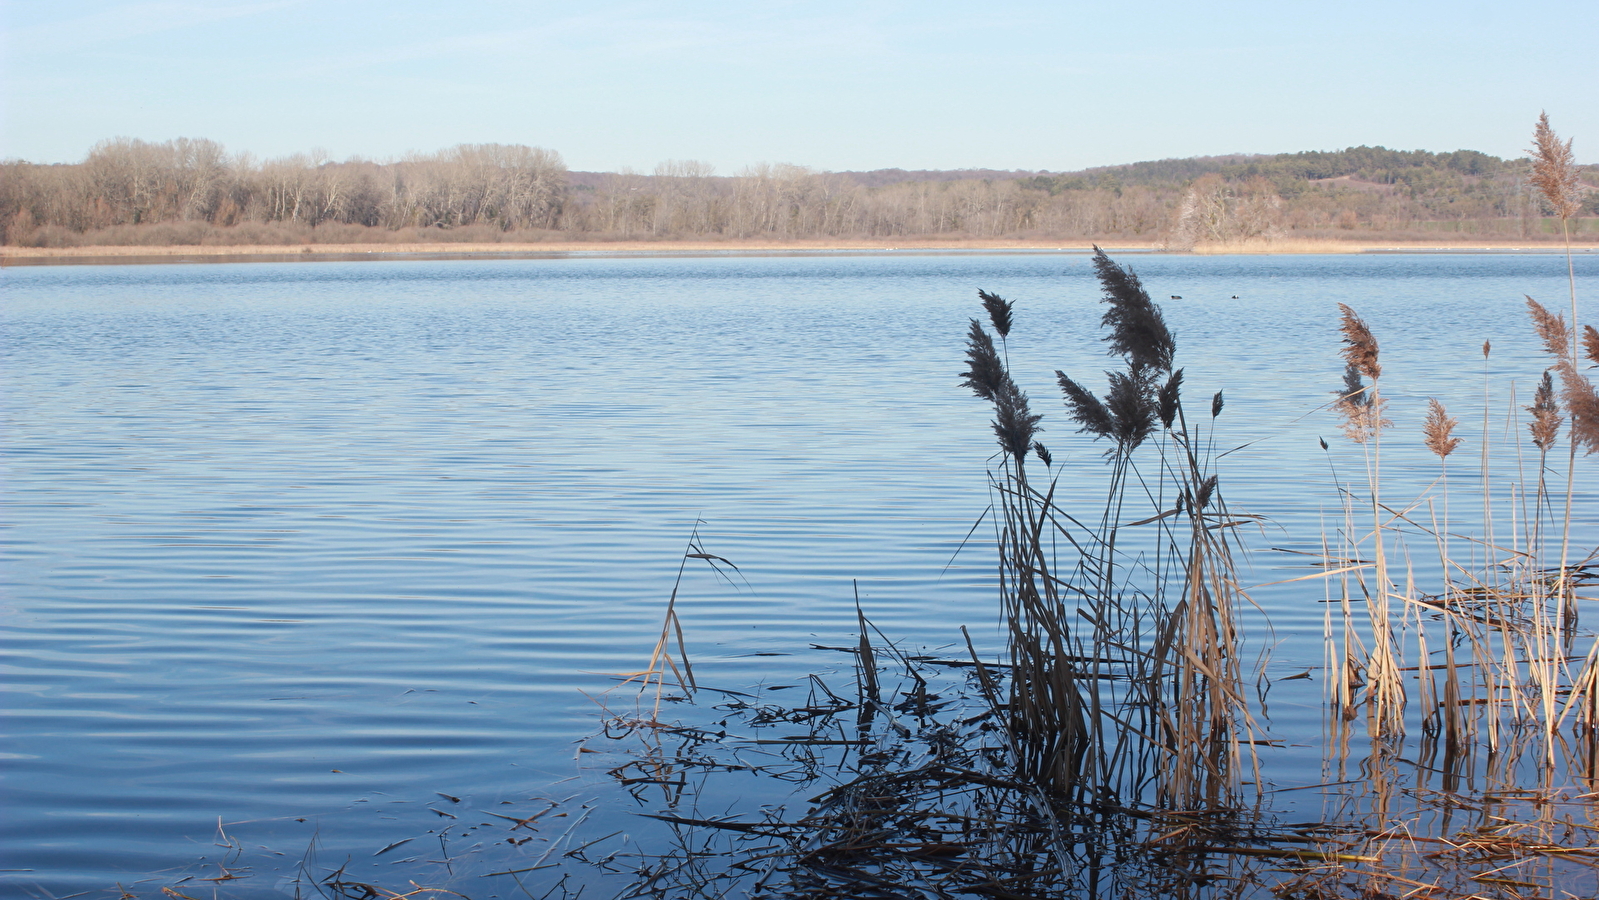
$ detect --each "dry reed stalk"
[1330,305,1405,736]
[1529,114,1590,646]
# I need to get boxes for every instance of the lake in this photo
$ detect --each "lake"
[3,251,1595,897]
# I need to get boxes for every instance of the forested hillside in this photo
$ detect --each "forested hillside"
[2,138,1594,247]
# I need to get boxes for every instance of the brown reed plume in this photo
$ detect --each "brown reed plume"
[1530,111,1582,221]
[1528,372,1562,452]
[1422,398,1462,459]
[1585,325,1599,367]
[1332,304,1393,444]
[1336,303,1381,380]
[1333,365,1389,444]
[1527,296,1599,455]
[1527,295,1572,359]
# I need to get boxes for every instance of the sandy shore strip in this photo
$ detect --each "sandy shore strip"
[4,237,1595,265]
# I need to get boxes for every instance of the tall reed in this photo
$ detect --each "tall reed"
[961,247,1256,812]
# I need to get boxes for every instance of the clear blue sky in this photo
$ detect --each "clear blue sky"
[3,0,1595,173]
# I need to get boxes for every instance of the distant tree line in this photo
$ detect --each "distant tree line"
[2,138,1594,247]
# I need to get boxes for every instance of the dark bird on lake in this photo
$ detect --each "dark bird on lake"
[1170,295,1182,299]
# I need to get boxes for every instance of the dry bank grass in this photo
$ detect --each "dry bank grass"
[6,235,1595,264]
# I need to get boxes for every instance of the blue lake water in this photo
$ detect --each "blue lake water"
[2,251,1596,897]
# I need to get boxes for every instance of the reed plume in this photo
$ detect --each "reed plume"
[1530,111,1582,220]
[992,381,1043,463]
[1157,369,1183,429]
[1526,297,1599,455]
[1528,371,1562,452]
[1423,398,1462,459]
[1336,303,1381,380]
[1104,369,1156,452]
[979,289,1014,339]
[1584,325,1599,367]
[962,316,1041,463]
[1567,378,1599,455]
[1333,364,1388,444]
[1057,371,1115,441]
[961,318,1007,403]
[1331,305,1392,444]
[1032,441,1052,468]
[1092,245,1174,376]
[1527,295,1571,359]
[1057,249,1178,455]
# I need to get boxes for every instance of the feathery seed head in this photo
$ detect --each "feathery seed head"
[1057,370,1115,441]
[1092,246,1175,375]
[1483,339,1492,359]
[1583,325,1599,367]
[1157,369,1184,429]
[1526,296,1571,361]
[1529,112,1581,220]
[1423,398,1463,459]
[1033,442,1052,468]
[978,290,1014,339]
[1211,390,1224,419]
[1529,370,1562,452]
[1336,303,1381,380]
[1530,371,1561,448]
[1333,363,1389,443]
[1556,359,1599,455]
[991,381,1043,462]
[1105,370,1157,453]
[961,318,1006,402]
[1195,475,1219,511]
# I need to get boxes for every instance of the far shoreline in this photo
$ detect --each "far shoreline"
[4,236,1596,266]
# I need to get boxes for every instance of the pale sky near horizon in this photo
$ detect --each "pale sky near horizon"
[2,0,1595,173]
